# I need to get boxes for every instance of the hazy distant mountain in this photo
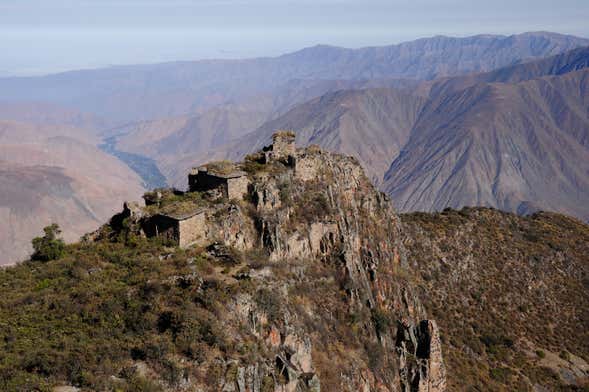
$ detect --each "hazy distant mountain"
[0,32,586,125]
[0,102,106,131]
[101,33,589,185]
[211,45,589,221]
[203,88,426,186]
[112,77,420,185]
[382,54,589,220]
[427,45,589,97]
[0,121,144,265]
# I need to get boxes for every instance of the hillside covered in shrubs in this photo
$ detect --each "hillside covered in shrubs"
[0,141,446,392]
[402,208,589,391]
[0,139,587,392]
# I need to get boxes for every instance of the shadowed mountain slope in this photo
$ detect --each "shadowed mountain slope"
[383,66,589,220]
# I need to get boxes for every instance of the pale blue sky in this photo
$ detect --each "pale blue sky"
[1,0,588,76]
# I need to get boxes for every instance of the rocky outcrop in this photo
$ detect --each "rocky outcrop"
[111,133,446,391]
[397,320,446,392]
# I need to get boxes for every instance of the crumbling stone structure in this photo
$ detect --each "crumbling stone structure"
[143,188,184,207]
[264,130,296,163]
[143,131,298,248]
[188,166,249,200]
[142,209,205,248]
[109,129,447,391]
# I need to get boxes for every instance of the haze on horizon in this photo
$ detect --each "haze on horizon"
[1,0,589,77]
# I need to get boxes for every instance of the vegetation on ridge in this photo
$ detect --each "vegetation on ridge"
[402,207,589,391]
[0,150,407,391]
[31,224,66,262]
[1,141,588,391]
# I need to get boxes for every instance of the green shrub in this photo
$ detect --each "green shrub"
[480,333,513,355]
[255,288,282,323]
[489,367,512,382]
[277,181,292,206]
[125,374,164,392]
[371,308,391,337]
[366,342,385,371]
[31,224,66,261]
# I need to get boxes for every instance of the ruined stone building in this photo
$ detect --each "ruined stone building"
[263,130,296,163]
[130,130,298,249]
[188,166,249,200]
[141,209,205,248]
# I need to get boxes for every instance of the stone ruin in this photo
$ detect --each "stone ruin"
[142,209,206,248]
[123,130,298,249]
[188,165,248,200]
[111,129,448,391]
[113,199,206,249]
[263,130,296,163]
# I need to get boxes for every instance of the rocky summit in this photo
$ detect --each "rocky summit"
[107,131,447,391]
[0,132,446,391]
[0,131,587,392]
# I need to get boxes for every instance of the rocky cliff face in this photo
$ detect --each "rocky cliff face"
[115,142,446,391]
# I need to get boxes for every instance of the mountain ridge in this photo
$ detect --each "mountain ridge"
[0,137,448,391]
[206,44,589,221]
[383,63,589,220]
[0,31,586,124]
[0,138,586,391]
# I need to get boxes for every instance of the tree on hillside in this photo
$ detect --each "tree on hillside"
[31,224,65,262]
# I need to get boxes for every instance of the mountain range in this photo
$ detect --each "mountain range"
[0,31,586,125]
[383,63,589,219]
[208,45,589,221]
[0,31,588,264]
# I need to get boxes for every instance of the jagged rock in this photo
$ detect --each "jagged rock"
[124,200,144,220]
[213,203,257,251]
[106,131,446,391]
[396,320,446,392]
[253,180,282,211]
[266,325,281,348]
[206,242,239,264]
[421,320,446,392]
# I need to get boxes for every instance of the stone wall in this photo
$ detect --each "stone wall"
[188,169,228,194]
[294,153,321,182]
[227,176,249,200]
[178,212,206,248]
[271,131,295,159]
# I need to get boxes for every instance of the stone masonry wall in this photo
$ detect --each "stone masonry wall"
[178,213,206,248]
[227,176,249,200]
[141,215,179,243]
[189,171,228,194]
[271,131,295,159]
